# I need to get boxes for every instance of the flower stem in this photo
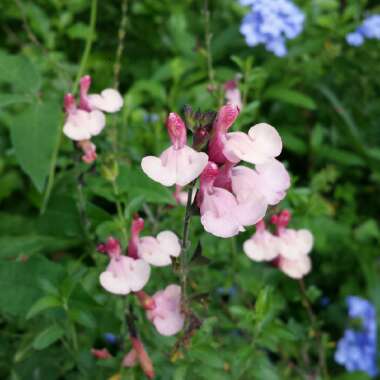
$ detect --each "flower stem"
[298,279,329,379]
[73,0,98,94]
[204,0,215,86]
[179,181,196,310]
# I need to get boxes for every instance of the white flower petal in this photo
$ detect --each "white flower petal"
[88,89,123,113]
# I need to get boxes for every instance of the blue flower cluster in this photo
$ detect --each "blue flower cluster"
[347,15,380,46]
[239,0,305,57]
[335,296,378,377]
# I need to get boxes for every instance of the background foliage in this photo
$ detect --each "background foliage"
[0,0,379,379]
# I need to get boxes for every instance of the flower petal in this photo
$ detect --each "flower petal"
[63,110,105,141]
[141,147,177,186]
[243,230,279,261]
[156,231,181,258]
[278,255,311,279]
[254,159,290,205]
[175,146,209,186]
[247,123,282,160]
[88,89,123,113]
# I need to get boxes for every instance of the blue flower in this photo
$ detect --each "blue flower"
[346,14,380,46]
[103,332,119,345]
[334,296,378,377]
[239,0,305,57]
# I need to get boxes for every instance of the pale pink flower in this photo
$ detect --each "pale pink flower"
[63,75,123,141]
[230,161,290,207]
[276,254,312,280]
[146,284,185,336]
[224,80,243,109]
[128,217,181,267]
[197,162,244,238]
[277,228,314,261]
[208,104,282,165]
[223,122,283,165]
[273,211,314,279]
[243,211,314,279]
[243,221,279,261]
[141,113,208,186]
[98,237,150,295]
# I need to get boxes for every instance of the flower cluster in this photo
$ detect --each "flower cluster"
[97,217,184,337]
[239,0,305,57]
[243,210,313,279]
[335,296,378,377]
[63,75,123,163]
[346,15,380,46]
[142,104,290,238]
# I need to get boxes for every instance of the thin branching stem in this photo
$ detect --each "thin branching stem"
[204,0,215,86]
[298,279,329,379]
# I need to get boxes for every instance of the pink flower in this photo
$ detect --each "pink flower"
[91,348,111,360]
[98,237,150,295]
[208,104,283,165]
[141,113,209,186]
[128,217,181,267]
[243,211,314,279]
[197,162,242,237]
[243,221,278,261]
[63,75,123,141]
[230,161,290,207]
[224,80,243,109]
[146,284,185,336]
[276,254,312,280]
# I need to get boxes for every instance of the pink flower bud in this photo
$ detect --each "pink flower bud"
[97,236,121,259]
[128,217,145,259]
[64,93,76,114]
[131,338,155,379]
[166,113,187,149]
[91,348,111,360]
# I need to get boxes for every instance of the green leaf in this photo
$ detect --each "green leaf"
[10,100,62,192]
[26,295,61,319]
[0,234,78,260]
[0,52,41,93]
[0,94,31,108]
[0,256,63,317]
[264,86,316,110]
[32,325,65,350]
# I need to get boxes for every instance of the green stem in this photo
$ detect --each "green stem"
[298,279,329,379]
[112,179,129,246]
[179,181,196,314]
[73,0,98,94]
[204,0,215,86]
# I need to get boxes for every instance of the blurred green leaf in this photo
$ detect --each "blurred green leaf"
[32,325,65,350]
[26,295,61,319]
[264,86,316,110]
[10,100,62,192]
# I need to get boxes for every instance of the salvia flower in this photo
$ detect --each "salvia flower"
[128,217,181,267]
[63,75,123,163]
[209,104,283,166]
[143,285,185,336]
[243,210,313,279]
[347,15,380,46]
[63,75,123,141]
[141,112,209,186]
[98,237,151,295]
[335,296,378,377]
[239,0,305,57]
